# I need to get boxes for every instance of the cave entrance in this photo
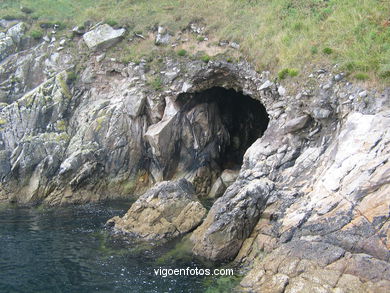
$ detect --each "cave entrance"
[176,87,269,195]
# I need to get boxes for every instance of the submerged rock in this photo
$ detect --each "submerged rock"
[107,179,207,241]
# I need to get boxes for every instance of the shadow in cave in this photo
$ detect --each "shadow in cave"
[178,87,269,171]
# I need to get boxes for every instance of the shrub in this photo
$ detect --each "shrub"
[310,46,318,54]
[278,68,299,79]
[278,68,289,79]
[30,30,43,40]
[177,49,187,56]
[197,36,205,42]
[201,54,211,63]
[288,68,299,77]
[323,47,333,55]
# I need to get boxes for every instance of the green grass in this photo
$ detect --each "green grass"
[354,72,369,81]
[0,0,389,82]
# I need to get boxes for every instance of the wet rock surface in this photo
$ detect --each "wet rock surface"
[107,179,206,241]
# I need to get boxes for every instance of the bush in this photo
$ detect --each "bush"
[310,46,318,54]
[278,68,289,79]
[201,54,211,63]
[177,49,187,56]
[288,68,299,77]
[278,68,299,79]
[322,47,333,55]
[30,30,43,40]
[197,36,205,42]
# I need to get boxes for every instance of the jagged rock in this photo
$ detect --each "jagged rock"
[0,22,27,62]
[107,179,207,241]
[284,114,310,133]
[155,26,171,45]
[0,35,14,62]
[83,24,126,50]
[191,178,275,261]
[208,169,239,198]
[259,80,273,91]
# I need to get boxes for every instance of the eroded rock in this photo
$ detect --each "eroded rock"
[107,179,207,241]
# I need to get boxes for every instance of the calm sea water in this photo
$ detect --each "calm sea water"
[0,202,228,293]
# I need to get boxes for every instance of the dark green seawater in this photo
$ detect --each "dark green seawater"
[0,202,232,293]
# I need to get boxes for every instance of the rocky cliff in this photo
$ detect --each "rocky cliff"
[0,21,389,292]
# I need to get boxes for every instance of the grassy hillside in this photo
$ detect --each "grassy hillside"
[1,0,389,83]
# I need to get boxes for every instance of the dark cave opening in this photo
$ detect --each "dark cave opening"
[179,87,269,170]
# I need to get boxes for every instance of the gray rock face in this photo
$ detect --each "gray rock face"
[107,179,206,241]
[0,22,27,62]
[83,24,126,50]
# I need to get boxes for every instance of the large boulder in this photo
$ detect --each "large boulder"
[83,24,126,50]
[107,179,207,241]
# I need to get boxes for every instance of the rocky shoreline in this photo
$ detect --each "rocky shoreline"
[0,21,389,292]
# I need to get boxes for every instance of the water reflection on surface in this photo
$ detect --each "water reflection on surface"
[0,202,216,293]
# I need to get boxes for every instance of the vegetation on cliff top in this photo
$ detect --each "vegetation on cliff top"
[1,0,389,82]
